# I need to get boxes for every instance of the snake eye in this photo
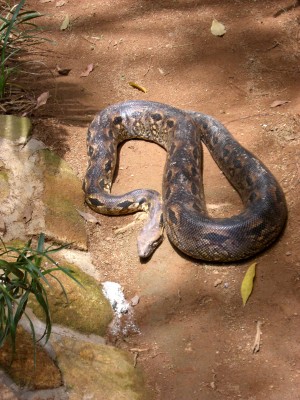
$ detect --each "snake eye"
[151,113,162,121]
[113,116,122,125]
[167,119,174,128]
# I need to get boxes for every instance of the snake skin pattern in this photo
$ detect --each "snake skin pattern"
[83,100,287,262]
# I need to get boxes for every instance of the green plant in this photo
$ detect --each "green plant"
[0,0,44,98]
[0,233,80,354]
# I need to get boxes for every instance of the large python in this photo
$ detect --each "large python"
[83,100,287,262]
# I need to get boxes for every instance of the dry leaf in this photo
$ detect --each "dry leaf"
[76,209,100,224]
[56,0,66,6]
[91,35,103,41]
[241,262,257,306]
[60,15,70,31]
[128,81,147,93]
[35,92,49,109]
[270,100,290,108]
[158,67,170,76]
[80,63,94,77]
[56,65,71,75]
[211,19,226,36]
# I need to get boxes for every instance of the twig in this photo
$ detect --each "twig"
[162,42,194,49]
[176,289,182,304]
[143,55,153,77]
[133,352,139,368]
[226,113,271,124]
[150,352,163,359]
[130,348,149,353]
[130,347,149,367]
[81,35,96,46]
[273,0,300,17]
[266,41,280,51]
[252,320,263,353]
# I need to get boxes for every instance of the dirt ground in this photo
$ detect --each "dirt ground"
[23,0,300,399]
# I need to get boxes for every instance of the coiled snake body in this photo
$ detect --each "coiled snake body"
[83,100,287,261]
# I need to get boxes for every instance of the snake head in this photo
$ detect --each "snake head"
[137,230,163,259]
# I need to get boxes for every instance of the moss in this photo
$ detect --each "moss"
[38,149,87,250]
[39,149,74,176]
[29,260,113,336]
[0,115,31,142]
[0,167,10,201]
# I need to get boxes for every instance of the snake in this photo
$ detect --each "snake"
[83,100,287,262]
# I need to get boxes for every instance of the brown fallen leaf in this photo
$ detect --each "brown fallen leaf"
[80,63,94,77]
[56,65,71,75]
[60,15,70,31]
[270,100,290,108]
[128,81,147,93]
[34,92,49,109]
[76,209,100,224]
[158,67,170,76]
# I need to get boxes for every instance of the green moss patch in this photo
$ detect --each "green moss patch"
[0,115,31,143]
[0,166,9,202]
[38,149,87,250]
[30,260,113,336]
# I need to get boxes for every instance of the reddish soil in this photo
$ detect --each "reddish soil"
[26,0,300,399]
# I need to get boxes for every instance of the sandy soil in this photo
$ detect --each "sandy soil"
[25,0,300,399]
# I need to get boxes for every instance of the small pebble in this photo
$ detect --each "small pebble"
[214,278,223,287]
[130,294,140,306]
[286,251,292,256]
[224,282,229,288]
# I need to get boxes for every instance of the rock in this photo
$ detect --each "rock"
[0,115,31,144]
[0,117,149,399]
[0,137,45,242]
[0,327,62,390]
[0,134,87,250]
[54,337,149,400]
[0,380,19,400]
[38,149,87,250]
[29,260,113,336]
[214,278,223,287]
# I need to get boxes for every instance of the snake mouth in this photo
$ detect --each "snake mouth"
[137,235,163,259]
